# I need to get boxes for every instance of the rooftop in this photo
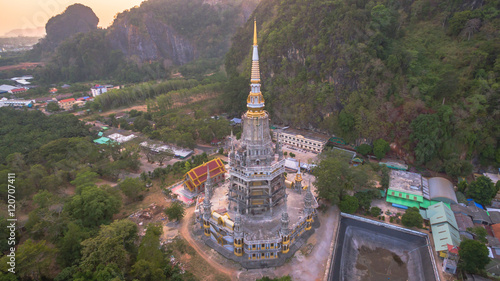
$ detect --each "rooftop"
[279,128,329,143]
[389,170,429,198]
[490,211,500,225]
[11,87,27,92]
[467,202,492,224]
[484,172,500,184]
[59,98,76,103]
[454,212,474,231]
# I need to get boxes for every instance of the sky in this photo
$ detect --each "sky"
[0,0,145,36]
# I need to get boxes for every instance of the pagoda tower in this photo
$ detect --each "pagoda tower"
[202,166,212,236]
[228,19,286,216]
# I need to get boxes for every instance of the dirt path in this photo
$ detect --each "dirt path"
[179,206,236,279]
[0,62,43,71]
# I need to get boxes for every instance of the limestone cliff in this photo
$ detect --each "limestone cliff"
[106,0,259,65]
[107,14,195,65]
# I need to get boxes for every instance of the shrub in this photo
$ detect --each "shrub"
[401,207,423,228]
[339,195,359,214]
[356,144,372,156]
[370,206,381,217]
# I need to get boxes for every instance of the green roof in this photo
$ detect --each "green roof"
[387,189,424,203]
[387,195,420,208]
[98,132,103,136]
[386,189,443,209]
[93,137,112,144]
[427,202,458,230]
[101,126,109,130]
[328,137,346,145]
[431,222,460,252]
[426,202,460,252]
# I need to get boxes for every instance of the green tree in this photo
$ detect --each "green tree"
[119,177,145,202]
[410,114,442,165]
[380,166,390,189]
[401,207,423,228]
[456,191,467,204]
[71,170,99,189]
[164,202,185,221]
[0,217,17,253]
[355,191,377,211]
[64,185,121,228]
[0,239,55,280]
[356,144,372,156]
[467,227,488,244]
[339,195,359,214]
[444,159,473,178]
[458,181,468,193]
[130,260,166,281]
[338,111,355,134]
[131,223,166,281]
[373,139,390,160]
[79,219,138,273]
[153,149,173,166]
[459,239,490,274]
[468,176,497,206]
[370,206,381,217]
[133,116,150,132]
[47,102,61,112]
[314,151,373,204]
[448,11,471,36]
[57,222,90,267]
[28,164,48,189]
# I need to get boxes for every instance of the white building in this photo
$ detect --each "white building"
[276,128,329,153]
[0,84,17,93]
[0,97,33,108]
[91,85,113,97]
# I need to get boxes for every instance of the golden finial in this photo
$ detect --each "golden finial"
[253,18,257,46]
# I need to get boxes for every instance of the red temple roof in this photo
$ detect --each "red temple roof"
[185,158,226,191]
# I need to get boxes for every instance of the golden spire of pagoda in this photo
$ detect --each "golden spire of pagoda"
[246,18,265,118]
[253,18,258,46]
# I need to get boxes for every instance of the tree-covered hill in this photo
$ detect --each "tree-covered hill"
[224,0,500,167]
[31,4,99,59]
[34,0,259,83]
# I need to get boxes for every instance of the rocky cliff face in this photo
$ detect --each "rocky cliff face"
[106,0,260,65]
[108,14,195,65]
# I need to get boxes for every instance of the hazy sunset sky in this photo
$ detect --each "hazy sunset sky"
[0,0,145,35]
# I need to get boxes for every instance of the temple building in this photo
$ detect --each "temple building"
[195,20,318,268]
[183,158,226,193]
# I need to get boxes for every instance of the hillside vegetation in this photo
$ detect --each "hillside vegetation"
[33,0,259,83]
[225,0,500,168]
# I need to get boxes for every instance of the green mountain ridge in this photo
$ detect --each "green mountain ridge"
[224,0,500,167]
